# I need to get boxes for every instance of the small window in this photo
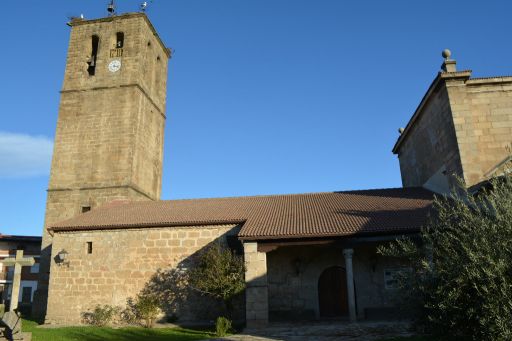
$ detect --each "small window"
[30,263,40,274]
[86,242,93,254]
[82,206,91,213]
[87,35,100,76]
[116,32,124,48]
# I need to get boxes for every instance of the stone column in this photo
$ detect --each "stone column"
[343,248,357,322]
[244,242,268,329]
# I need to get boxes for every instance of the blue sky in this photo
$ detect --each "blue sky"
[1,0,511,236]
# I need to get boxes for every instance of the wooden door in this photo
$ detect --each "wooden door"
[318,266,348,317]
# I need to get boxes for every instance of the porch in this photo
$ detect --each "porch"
[244,236,408,328]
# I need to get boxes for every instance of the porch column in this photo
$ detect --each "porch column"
[343,248,357,322]
[244,242,268,328]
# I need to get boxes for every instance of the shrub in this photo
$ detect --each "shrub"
[83,304,121,326]
[136,293,160,328]
[124,292,161,328]
[188,243,245,316]
[215,316,232,337]
[378,174,512,340]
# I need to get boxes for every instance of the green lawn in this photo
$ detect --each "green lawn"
[23,319,215,341]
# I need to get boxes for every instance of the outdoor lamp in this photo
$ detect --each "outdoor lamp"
[57,249,69,264]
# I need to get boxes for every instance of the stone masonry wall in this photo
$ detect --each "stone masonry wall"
[397,75,512,192]
[49,87,164,196]
[244,242,268,328]
[45,224,239,325]
[396,82,462,191]
[63,14,168,110]
[446,78,512,187]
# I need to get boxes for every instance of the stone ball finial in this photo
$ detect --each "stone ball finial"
[398,127,405,134]
[442,49,452,60]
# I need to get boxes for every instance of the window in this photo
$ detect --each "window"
[81,206,91,213]
[87,35,100,76]
[116,32,124,48]
[384,268,411,290]
[86,242,93,254]
[30,263,39,274]
[21,287,32,304]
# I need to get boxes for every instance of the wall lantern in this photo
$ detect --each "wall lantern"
[56,249,69,266]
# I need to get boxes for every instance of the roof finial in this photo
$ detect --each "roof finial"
[442,49,451,60]
[441,48,457,72]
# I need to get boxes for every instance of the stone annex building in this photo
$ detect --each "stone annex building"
[32,13,512,327]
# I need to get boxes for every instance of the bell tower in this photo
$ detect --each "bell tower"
[34,13,170,318]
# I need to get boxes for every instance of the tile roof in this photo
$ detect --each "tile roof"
[50,187,434,240]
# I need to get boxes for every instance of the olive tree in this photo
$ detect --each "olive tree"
[379,173,512,340]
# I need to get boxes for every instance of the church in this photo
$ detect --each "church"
[32,12,512,327]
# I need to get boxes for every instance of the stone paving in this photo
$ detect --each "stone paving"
[213,321,414,341]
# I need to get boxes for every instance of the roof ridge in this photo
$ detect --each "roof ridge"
[157,186,423,203]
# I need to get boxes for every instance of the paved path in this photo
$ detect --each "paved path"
[212,321,414,341]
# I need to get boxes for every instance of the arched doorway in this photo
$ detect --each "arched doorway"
[318,266,348,317]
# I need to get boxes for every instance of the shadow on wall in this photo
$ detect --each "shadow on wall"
[334,206,432,235]
[87,230,245,326]
[32,243,51,321]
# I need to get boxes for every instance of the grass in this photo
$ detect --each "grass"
[23,319,215,341]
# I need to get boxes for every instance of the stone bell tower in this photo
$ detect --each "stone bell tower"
[33,13,171,318]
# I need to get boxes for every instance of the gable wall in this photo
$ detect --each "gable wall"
[396,83,462,192]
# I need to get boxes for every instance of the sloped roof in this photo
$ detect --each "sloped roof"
[50,187,434,240]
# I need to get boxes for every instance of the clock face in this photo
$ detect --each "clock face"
[108,59,121,73]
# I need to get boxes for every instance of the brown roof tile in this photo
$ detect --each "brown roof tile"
[50,187,434,240]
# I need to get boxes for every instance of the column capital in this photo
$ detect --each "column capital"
[343,248,354,258]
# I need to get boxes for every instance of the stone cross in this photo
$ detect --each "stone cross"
[2,250,35,311]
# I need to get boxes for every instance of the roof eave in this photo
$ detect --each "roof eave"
[238,227,423,241]
[49,219,246,233]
